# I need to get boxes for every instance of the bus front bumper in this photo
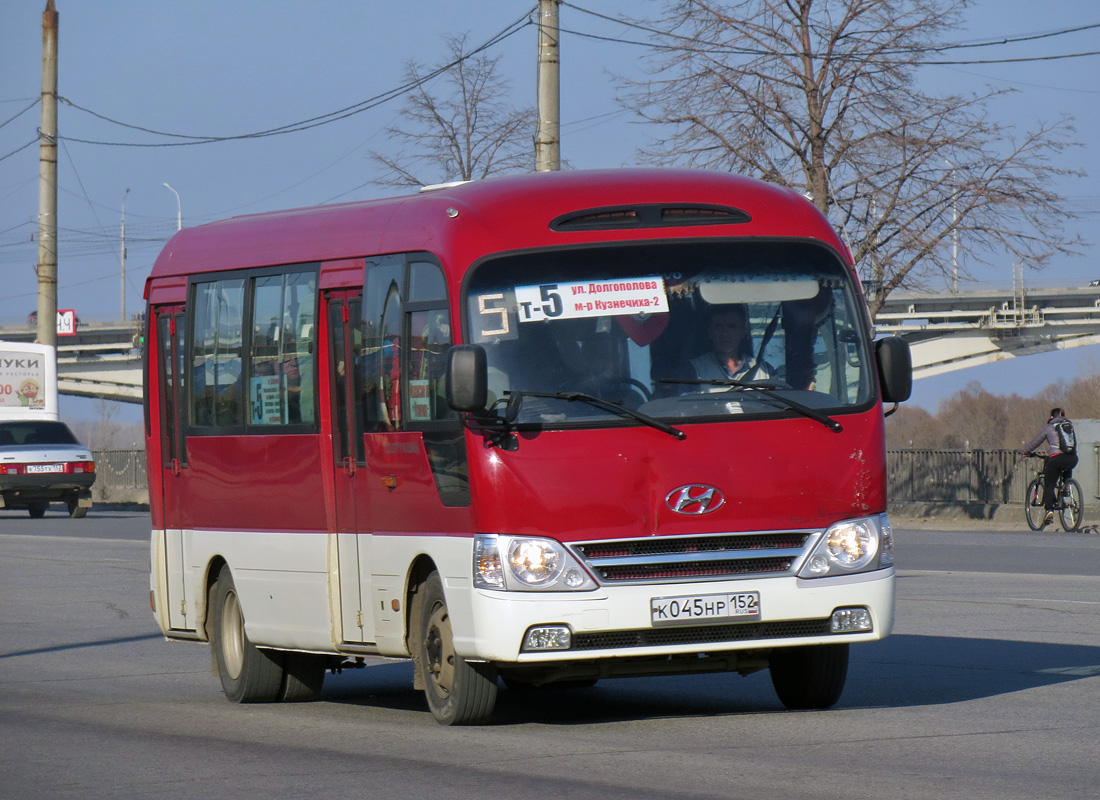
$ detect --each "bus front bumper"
[457,568,895,664]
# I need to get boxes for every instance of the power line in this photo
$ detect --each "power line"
[59,138,105,238]
[0,98,40,131]
[560,3,1100,63]
[0,138,38,164]
[919,50,1100,66]
[54,11,536,149]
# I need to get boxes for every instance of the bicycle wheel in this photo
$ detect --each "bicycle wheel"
[1024,477,1046,531]
[1059,479,1083,532]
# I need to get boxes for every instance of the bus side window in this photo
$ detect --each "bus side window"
[248,271,317,426]
[361,259,405,432]
[408,309,455,422]
[191,279,245,428]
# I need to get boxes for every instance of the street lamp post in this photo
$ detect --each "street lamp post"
[120,187,130,323]
[163,182,181,231]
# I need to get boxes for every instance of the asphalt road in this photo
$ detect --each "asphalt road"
[2,510,1099,799]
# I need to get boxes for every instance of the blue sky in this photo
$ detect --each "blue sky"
[1,1,1097,422]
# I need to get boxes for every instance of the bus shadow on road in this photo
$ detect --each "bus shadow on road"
[849,633,1100,708]
[321,662,784,725]
[316,634,1100,725]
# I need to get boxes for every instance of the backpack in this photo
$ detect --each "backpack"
[1055,419,1077,454]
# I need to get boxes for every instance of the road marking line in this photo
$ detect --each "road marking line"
[1003,597,1100,605]
[1035,665,1100,677]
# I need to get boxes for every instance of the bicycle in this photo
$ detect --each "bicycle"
[1023,453,1083,532]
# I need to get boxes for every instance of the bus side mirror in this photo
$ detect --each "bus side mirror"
[446,344,488,411]
[875,336,912,403]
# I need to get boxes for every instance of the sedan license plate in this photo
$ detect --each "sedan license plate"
[650,591,760,627]
[25,463,64,474]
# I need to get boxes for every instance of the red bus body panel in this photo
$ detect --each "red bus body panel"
[468,416,885,542]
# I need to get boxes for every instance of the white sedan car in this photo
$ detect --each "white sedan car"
[0,420,95,518]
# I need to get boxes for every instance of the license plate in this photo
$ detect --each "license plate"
[650,591,760,626]
[25,464,64,474]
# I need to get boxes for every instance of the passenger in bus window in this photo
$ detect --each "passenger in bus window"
[690,304,772,386]
[781,291,833,393]
[294,326,316,424]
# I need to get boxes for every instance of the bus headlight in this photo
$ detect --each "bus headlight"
[508,538,564,586]
[799,516,889,578]
[474,534,597,591]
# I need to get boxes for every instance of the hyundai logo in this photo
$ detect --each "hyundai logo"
[666,484,725,515]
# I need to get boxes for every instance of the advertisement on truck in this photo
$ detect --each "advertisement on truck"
[0,342,58,421]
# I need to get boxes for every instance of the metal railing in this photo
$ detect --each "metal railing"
[91,449,147,504]
[886,449,1036,505]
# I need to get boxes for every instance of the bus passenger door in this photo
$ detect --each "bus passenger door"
[325,290,374,644]
[154,305,189,631]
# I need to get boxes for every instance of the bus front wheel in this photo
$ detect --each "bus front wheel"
[209,564,285,703]
[416,572,498,725]
[769,643,849,710]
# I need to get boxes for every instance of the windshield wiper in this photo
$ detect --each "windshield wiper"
[658,378,842,433]
[505,390,687,440]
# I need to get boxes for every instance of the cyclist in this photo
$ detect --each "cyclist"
[1021,407,1079,527]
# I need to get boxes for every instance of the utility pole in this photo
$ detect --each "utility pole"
[36,0,59,346]
[535,0,560,172]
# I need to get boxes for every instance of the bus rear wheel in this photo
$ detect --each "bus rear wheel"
[416,571,498,725]
[769,643,849,710]
[209,564,285,703]
[280,652,327,702]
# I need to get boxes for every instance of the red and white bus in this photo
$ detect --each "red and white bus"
[144,169,911,725]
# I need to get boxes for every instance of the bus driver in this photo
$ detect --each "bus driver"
[691,304,771,384]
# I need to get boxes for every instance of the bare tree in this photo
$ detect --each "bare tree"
[93,397,122,450]
[620,0,1083,315]
[884,403,944,449]
[370,34,535,187]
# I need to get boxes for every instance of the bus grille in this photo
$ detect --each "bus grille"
[571,618,833,651]
[572,532,814,585]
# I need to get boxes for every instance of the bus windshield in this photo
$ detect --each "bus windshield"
[464,240,872,427]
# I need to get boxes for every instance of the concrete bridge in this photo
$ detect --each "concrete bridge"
[4,280,1100,403]
[875,283,1100,379]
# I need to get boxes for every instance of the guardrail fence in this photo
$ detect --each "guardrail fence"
[91,449,148,504]
[887,449,1041,505]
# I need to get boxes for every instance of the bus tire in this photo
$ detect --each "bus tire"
[769,643,848,710]
[417,571,498,725]
[280,652,327,702]
[209,564,285,703]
